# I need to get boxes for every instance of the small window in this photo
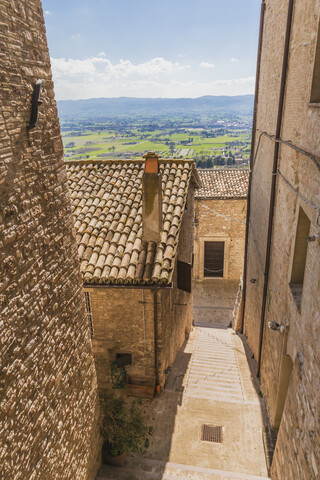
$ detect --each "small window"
[177,260,192,293]
[84,292,94,337]
[204,241,224,278]
[289,207,310,310]
[310,22,320,103]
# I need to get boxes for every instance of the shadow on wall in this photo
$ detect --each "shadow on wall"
[236,332,278,472]
[97,339,192,478]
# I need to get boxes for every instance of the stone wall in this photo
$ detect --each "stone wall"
[194,198,247,281]
[193,198,247,326]
[87,282,192,395]
[86,286,156,395]
[243,0,289,362]
[0,1,101,479]
[244,1,320,479]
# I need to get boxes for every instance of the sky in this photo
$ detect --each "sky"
[42,0,261,100]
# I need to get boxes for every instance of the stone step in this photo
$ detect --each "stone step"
[185,380,242,394]
[191,357,238,364]
[185,381,243,393]
[196,346,233,350]
[188,377,240,385]
[188,369,239,377]
[97,458,271,480]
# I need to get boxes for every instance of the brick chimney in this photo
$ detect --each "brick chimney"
[142,152,162,242]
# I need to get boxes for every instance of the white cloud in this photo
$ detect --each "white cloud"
[231,58,239,63]
[200,62,215,69]
[52,56,188,80]
[44,10,52,16]
[71,33,81,40]
[98,52,107,57]
[50,55,254,100]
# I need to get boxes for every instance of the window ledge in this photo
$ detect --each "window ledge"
[308,102,320,108]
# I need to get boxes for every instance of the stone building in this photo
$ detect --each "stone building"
[193,169,248,326]
[0,2,101,479]
[242,0,320,478]
[66,154,200,396]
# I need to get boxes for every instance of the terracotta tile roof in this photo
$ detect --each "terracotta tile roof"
[195,169,249,199]
[66,159,199,286]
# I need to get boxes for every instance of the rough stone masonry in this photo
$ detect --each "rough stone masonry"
[244,0,320,479]
[0,1,101,479]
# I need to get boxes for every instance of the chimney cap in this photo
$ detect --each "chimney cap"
[143,151,159,159]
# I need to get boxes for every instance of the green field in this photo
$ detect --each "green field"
[63,125,250,163]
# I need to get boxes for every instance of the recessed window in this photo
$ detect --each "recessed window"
[84,292,94,337]
[289,207,310,310]
[310,22,320,103]
[204,241,224,278]
[177,260,192,293]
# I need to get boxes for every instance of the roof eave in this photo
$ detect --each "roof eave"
[195,195,248,200]
[83,282,174,289]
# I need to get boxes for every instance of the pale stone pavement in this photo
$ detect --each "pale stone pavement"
[97,326,271,480]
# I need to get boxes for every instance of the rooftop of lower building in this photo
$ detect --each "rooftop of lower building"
[195,168,249,199]
[66,158,200,286]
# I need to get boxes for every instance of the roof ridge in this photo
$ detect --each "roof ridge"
[197,168,249,173]
[66,158,196,166]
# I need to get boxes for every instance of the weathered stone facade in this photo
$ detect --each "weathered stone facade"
[194,198,247,282]
[193,171,248,326]
[0,2,101,479]
[85,188,195,395]
[243,1,320,479]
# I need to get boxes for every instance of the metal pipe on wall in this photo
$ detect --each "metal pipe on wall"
[153,290,159,386]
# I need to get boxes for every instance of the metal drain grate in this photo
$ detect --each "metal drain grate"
[201,425,223,443]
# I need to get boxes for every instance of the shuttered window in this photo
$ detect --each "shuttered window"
[204,241,224,278]
[177,260,192,293]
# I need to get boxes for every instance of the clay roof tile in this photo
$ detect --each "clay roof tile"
[66,159,196,286]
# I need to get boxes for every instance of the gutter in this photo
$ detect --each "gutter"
[257,0,295,376]
[241,0,266,333]
[153,290,160,387]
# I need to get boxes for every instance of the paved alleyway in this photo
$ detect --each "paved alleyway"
[97,326,271,480]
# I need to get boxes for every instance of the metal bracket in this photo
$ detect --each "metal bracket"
[27,79,43,130]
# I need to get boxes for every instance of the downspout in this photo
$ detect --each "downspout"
[257,0,295,376]
[153,290,159,387]
[241,0,266,333]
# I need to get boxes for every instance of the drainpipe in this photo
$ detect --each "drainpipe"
[241,0,266,333]
[153,290,160,388]
[257,0,295,376]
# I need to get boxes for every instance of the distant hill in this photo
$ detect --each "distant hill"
[57,95,254,119]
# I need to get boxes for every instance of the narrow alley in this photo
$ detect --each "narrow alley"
[97,325,271,480]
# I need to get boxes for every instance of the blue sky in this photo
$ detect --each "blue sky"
[43,0,261,100]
